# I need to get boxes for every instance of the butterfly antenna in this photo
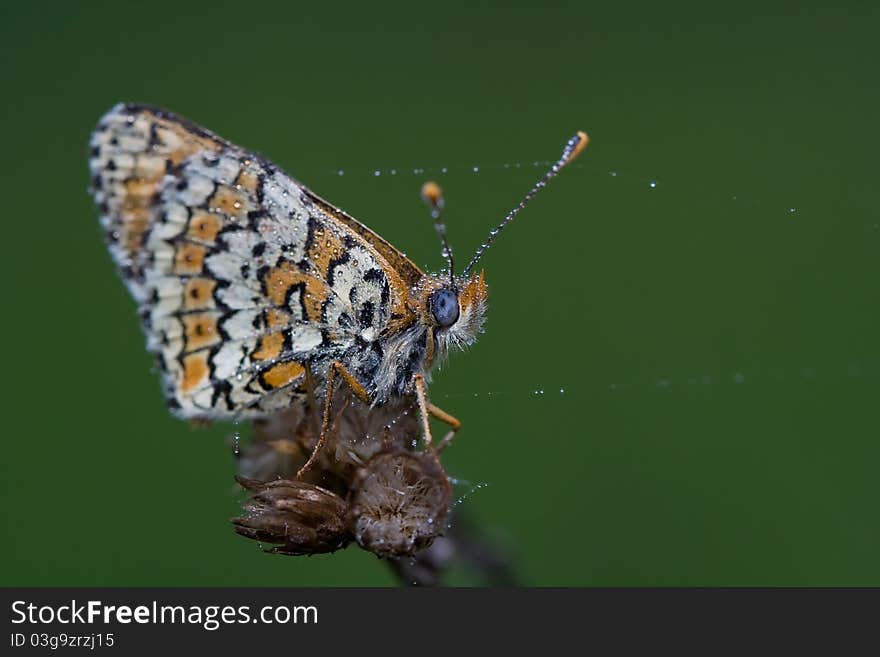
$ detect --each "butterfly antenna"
[461,131,589,277]
[420,181,455,284]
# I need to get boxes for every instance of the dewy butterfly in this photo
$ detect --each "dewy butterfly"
[88,103,587,474]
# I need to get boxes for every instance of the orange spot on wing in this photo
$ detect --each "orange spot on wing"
[261,361,305,389]
[174,243,207,275]
[263,261,328,322]
[236,169,260,194]
[187,212,223,244]
[210,187,248,219]
[252,332,284,361]
[307,221,346,279]
[119,179,159,256]
[183,278,217,310]
[181,352,210,392]
[123,178,158,204]
[182,313,221,352]
[119,207,151,255]
[265,308,291,329]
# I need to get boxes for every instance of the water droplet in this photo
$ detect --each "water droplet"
[472,166,479,173]
[337,169,345,176]
[559,388,565,394]
[232,432,241,456]
[374,170,381,176]
[454,481,489,507]
[649,180,657,188]
[788,207,797,214]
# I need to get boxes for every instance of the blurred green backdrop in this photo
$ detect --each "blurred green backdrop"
[2,0,878,586]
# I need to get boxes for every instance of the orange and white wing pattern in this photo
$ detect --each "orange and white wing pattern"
[89,104,419,420]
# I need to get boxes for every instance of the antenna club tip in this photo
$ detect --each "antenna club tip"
[565,131,590,165]
[420,181,444,209]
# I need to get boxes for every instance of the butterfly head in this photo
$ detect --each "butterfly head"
[421,270,489,359]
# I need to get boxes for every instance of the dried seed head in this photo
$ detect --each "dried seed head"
[330,393,420,470]
[349,450,452,558]
[232,476,352,555]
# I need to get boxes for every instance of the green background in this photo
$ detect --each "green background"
[2,0,878,586]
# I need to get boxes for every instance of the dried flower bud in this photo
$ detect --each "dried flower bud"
[232,476,352,556]
[349,450,452,558]
[329,393,420,470]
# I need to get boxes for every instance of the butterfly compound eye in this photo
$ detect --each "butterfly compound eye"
[429,288,460,327]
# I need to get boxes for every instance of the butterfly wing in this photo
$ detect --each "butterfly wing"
[89,103,421,419]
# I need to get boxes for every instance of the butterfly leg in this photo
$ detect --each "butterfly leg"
[296,361,371,478]
[413,375,462,453]
[430,404,461,454]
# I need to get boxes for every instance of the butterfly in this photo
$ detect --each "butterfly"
[88,103,587,474]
